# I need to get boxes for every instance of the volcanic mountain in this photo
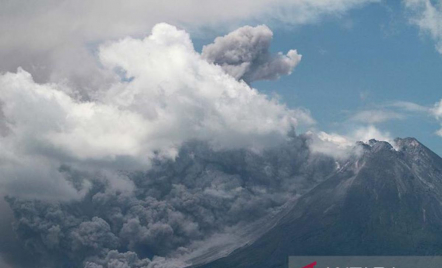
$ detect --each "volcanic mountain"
[198,138,442,268]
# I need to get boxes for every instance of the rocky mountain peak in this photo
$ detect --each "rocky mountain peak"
[199,137,442,268]
[395,137,423,152]
[366,139,394,153]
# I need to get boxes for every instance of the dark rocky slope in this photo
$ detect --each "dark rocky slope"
[199,138,442,268]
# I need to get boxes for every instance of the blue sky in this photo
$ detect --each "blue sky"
[193,1,442,154]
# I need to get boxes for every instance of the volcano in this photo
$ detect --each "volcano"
[198,138,442,268]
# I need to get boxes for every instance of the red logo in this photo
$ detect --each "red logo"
[301,261,317,268]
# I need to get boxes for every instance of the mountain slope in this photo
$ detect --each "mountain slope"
[198,138,442,268]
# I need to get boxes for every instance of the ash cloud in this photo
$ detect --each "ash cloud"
[202,25,301,83]
[2,139,336,268]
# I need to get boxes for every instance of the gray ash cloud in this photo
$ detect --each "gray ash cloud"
[202,25,301,83]
[1,137,336,268]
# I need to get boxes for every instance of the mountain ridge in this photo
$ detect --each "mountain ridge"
[197,137,442,268]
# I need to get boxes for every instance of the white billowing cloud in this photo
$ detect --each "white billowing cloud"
[202,25,301,83]
[404,0,442,54]
[307,131,356,159]
[0,0,378,88]
[0,23,313,200]
[350,110,404,124]
[0,69,150,161]
[98,24,312,150]
[307,125,393,158]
